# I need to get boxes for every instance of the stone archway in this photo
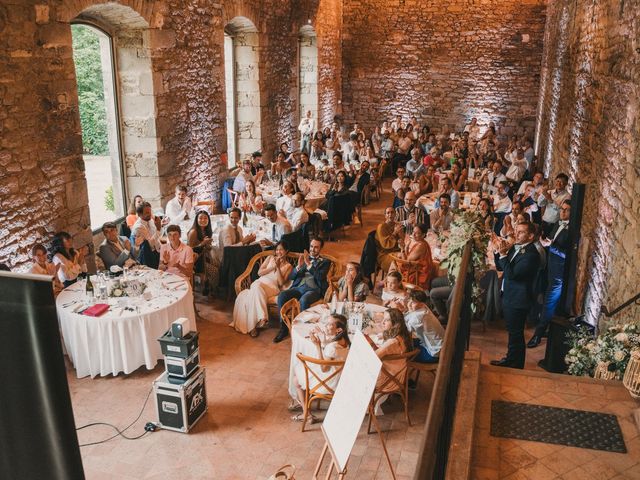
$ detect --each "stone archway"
[224,16,261,167]
[72,3,161,212]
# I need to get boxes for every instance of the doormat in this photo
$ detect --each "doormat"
[490,400,626,453]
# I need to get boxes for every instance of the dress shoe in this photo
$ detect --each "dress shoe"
[490,358,513,367]
[527,335,542,348]
[273,328,290,343]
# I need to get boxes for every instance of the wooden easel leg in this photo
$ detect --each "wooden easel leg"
[368,405,397,480]
[313,442,329,480]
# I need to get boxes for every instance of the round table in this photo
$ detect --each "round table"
[56,268,196,378]
[258,180,329,211]
[288,302,387,399]
[178,213,272,258]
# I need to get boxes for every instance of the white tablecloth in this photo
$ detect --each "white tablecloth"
[288,302,386,399]
[56,268,196,378]
[178,213,272,259]
[258,180,328,211]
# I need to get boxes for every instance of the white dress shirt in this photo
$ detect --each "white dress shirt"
[218,224,245,248]
[269,216,292,242]
[405,308,445,357]
[165,197,194,225]
[232,171,253,193]
[132,217,163,252]
[493,194,513,214]
[276,194,294,216]
[288,206,309,232]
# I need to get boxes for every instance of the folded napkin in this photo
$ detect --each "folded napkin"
[83,303,110,317]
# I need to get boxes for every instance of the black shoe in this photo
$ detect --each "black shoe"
[408,379,417,390]
[273,328,290,343]
[490,358,512,367]
[527,335,542,348]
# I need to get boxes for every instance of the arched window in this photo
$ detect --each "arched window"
[224,17,261,168]
[299,25,318,139]
[71,23,125,230]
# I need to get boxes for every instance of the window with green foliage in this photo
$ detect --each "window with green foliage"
[71,24,125,230]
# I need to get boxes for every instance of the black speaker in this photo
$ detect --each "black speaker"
[539,316,573,373]
[562,183,585,315]
[0,272,85,479]
[539,315,593,373]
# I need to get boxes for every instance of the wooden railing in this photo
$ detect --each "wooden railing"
[413,241,474,480]
[601,292,640,317]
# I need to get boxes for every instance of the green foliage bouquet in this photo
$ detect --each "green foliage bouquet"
[439,210,490,313]
[566,322,640,378]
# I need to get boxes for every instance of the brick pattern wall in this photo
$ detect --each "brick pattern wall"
[0,0,343,269]
[341,0,546,136]
[536,0,640,326]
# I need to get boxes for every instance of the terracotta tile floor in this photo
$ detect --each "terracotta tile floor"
[65,185,636,479]
[471,367,640,480]
[68,188,431,479]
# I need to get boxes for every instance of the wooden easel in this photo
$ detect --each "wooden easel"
[312,405,396,480]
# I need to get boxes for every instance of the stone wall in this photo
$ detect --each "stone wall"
[341,0,547,137]
[536,0,640,326]
[0,0,342,269]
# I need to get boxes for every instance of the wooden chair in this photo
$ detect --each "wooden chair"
[194,199,216,214]
[226,188,239,210]
[368,349,419,433]
[296,352,346,432]
[408,360,438,385]
[389,254,436,290]
[234,251,342,321]
[352,187,367,227]
[280,298,300,331]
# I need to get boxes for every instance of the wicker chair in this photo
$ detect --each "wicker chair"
[389,254,435,290]
[368,349,419,433]
[296,353,346,432]
[280,298,300,331]
[234,251,342,320]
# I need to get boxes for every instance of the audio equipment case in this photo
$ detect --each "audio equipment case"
[153,367,207,433]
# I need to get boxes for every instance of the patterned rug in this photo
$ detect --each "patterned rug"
[490,400,627,453]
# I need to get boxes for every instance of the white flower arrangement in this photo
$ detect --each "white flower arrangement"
[566,322,640,379]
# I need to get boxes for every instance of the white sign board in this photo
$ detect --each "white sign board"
[321,331,382,472]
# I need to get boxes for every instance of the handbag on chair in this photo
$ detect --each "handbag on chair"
[268,464,296,480]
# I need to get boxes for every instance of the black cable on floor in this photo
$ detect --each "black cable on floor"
[76,386,154,447]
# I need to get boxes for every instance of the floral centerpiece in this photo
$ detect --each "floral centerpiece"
[566,322,640,379]
[439,210,490,313]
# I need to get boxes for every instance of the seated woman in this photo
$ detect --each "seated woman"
[451,162,468,192]
[394,223,434,290]
[297,152,316,179]
[270,152,290,177]
[188,210,214,295]
[291,313,350,423]
[392,176,412,208]
[375,207,403,272]
[477,197,494,231]
[126,195,143,228]
[337,262,370,303]
[367,308,413,397]
[50,232,87,288]
[230,241,293,337]
[322,170,353,230]
[30,243,63,296]
[381,271,408,310]
[276,181,296,216]
[238,180,264,214]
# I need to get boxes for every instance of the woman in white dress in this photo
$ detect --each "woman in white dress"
[230,241,293,337]
[291,314,350,424]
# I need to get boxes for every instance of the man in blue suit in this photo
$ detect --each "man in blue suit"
[273,237,331,343]
[491,221,541,368]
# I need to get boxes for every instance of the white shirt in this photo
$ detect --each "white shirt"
[493,194,513,214]
[218,224,245,248]
[298,117,315,136]
[232,171,253,193]
[52,253,86,283]
[165,196,193,225]
[391,178,403,192]
[405,308,444,357]
[269,216,292,242]
[132,217,163,252]
[288,206,309,231]
[539,188,570,223]
[276,194,294,216]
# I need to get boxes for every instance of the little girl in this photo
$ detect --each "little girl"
[381,271,408,311]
